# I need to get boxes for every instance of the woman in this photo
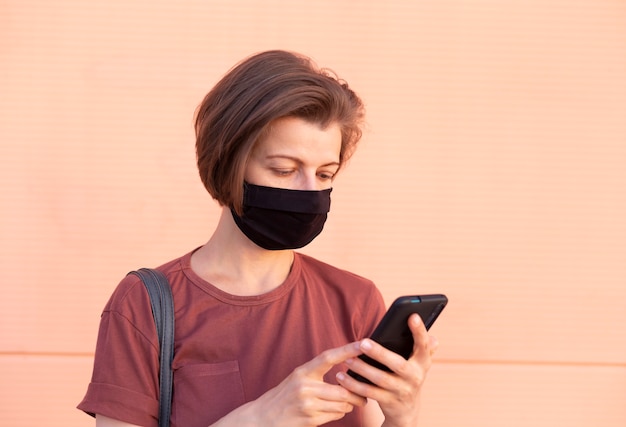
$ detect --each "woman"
[78,50,438,427]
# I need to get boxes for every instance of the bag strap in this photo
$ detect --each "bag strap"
[129,268,175,427]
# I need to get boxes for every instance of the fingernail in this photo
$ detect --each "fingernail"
[360,339,372,350]
[336,372,345,381]
[345,358,354,365]
[412,314,422,325]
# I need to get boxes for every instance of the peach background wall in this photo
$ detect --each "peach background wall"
[1,1,625,426]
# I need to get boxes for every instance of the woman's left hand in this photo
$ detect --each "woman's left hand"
[336,313,439,427]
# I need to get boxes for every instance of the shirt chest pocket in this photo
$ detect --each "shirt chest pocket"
[171,360,245,427]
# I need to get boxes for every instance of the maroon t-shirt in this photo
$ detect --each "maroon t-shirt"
[78,250,385,426]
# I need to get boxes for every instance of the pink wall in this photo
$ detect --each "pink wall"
[1,1,625,425]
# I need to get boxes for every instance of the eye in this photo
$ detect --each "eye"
[272,168,295,177]
[317,171,336,181]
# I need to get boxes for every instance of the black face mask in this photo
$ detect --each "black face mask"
[231,183,332,250]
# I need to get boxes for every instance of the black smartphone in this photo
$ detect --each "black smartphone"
[347,294,448,385]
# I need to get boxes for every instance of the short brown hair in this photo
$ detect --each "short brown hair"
[194,50,365,214]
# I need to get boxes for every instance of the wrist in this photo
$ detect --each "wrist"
[381,415,420,427]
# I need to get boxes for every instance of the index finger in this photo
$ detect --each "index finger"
[300,341,364,379]
[408,313,433,362]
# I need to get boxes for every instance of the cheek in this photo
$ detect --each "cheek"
[243,169,253,183]
[243,164,275,187]
[243,160,261,184]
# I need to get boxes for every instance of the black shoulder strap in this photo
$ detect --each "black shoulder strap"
[129,268,175,427]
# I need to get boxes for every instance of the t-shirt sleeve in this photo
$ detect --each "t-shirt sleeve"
[77,276,161,427]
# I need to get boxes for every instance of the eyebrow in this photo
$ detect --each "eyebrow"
[266,155,340,168]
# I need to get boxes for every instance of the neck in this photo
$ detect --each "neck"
[190,207,295,296]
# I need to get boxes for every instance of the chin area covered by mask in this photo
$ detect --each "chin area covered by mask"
[231,183,332,250]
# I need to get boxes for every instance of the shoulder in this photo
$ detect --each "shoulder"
[294,252,383,304]
[104,252,188,315]
[296,252,375,285]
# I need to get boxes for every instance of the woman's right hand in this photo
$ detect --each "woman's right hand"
[212,341,367,427]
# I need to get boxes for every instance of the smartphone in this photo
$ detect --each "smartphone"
[347,294,448,385]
